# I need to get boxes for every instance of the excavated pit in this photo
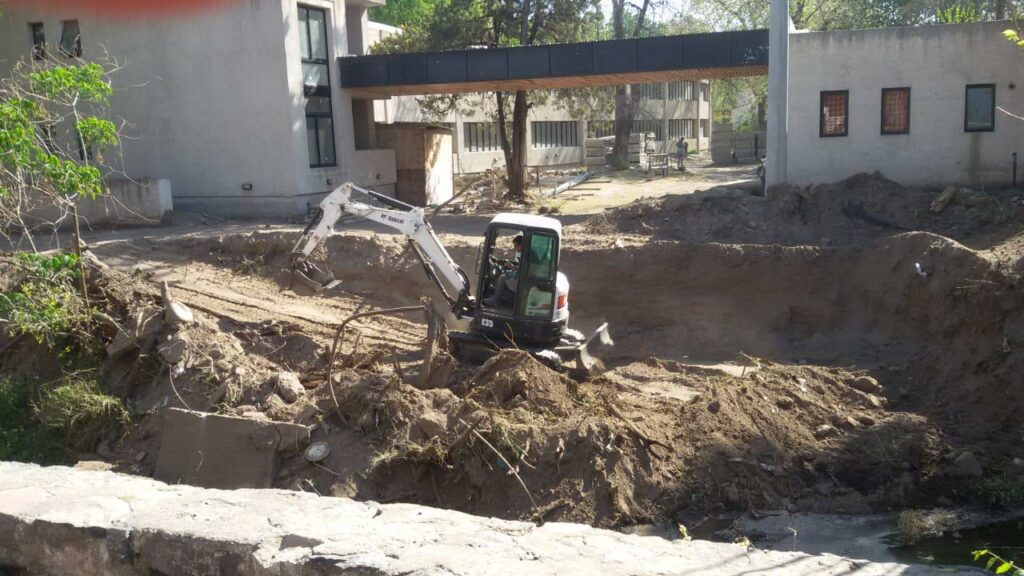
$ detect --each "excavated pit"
[2,174,1022,530]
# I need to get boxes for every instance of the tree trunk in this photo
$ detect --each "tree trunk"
[996,0,1006,19]
[608,0,649,170]
[496,90,530,201]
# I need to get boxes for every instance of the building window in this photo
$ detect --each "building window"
[299,5,336,167]
[667,119,684,140]
[699,83,709,102]
[964,84,995,132]
[532,121,578,149]
[463,122,501,152]
[668,82,685,101]
[820,90,849,137]
[30,23,45,60]
[632,119,663,141]
[700,119,710,138]
[881,87,910,135]
[636,84,664,100]
[59,20,82,58]
[683,81,696,101]
[684,119,697,139]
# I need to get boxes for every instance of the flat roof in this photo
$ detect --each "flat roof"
[491,213,563,236]
[340,29,768,97]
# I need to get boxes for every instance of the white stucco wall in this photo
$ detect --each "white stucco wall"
[0,0,395,218]
[788,21,1024,188]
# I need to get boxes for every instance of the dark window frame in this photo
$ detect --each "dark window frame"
[531,120,578,149]
[59,20,82,58]
[964,83,996,133]
[880,87,911,135]
[299,5,337,168]
[29,22,45,61]
[463,122,502,152]
[819,90,849,138]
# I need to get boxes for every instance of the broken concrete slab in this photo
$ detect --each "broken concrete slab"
[0,462,966,575]
[153,408,310,489]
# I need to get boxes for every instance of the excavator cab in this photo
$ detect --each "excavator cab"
[472,214,569,346]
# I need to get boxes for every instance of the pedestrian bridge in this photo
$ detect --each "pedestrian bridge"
[339,29,768,97]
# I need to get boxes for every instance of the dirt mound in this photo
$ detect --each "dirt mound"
[583,173,1020,247]
[467,350,580,418]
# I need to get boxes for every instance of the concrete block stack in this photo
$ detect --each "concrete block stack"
[584,138,609,169]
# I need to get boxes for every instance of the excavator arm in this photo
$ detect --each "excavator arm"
[291,183,476,317]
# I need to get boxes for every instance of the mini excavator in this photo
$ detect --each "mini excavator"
[290,182,612,375]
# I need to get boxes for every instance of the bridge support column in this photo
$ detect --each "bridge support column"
[766,0,789,190]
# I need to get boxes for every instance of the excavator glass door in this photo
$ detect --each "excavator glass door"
[517,233,557,321]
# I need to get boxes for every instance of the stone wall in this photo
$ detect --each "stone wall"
[0,462,950,575]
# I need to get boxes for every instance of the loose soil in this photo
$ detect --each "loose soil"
[1,173,1022,530]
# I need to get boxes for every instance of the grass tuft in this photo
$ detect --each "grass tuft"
[34,375,130,451]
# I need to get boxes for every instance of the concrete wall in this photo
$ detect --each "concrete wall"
[24,178,173,229]
[712,124,766,165]
[0,0,396,218]
[788,21,1024,188]
[0,462,944,576]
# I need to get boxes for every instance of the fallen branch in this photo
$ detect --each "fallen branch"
[605,401,672,453]
[458,418,537,510]
[326,305,429,417]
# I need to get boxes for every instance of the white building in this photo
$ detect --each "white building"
[0,0,398,218]
[786,20,1023,188]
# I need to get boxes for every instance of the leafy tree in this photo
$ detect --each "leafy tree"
[375,0,601,201]
[370,0,440,28]
[0,54,121,251]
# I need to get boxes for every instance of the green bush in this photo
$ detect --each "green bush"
[0,252,90,346]
[35,375,129,451]
[0,375,64,463]
[974,473,1024,509]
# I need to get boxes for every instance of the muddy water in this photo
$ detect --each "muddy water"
[713,512,1021,571]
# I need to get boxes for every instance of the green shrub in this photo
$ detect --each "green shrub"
[0,375,64,463]
[0,252,90,346]
[34,375,129,451]
[974,473,1024,509]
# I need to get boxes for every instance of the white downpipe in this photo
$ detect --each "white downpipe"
[766,0,790,190]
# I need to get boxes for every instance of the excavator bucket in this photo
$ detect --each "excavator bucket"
[291,261,340,294]
[571,322,614,377]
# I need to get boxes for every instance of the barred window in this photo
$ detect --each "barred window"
[881,87,910,135]
[587,121,614,138]
[820,90,849,137]
[464,122,501,152]
[667,119,685,140]
[531,121,578,149]
[684,119,697,139]
[668,82,685,101]
[683,81,696,101]
[632,119,663,141]
[636,83,664,100]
